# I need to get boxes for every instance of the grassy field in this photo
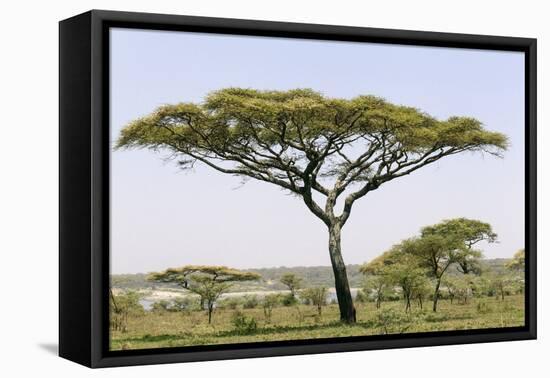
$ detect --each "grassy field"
[110,294,524,350]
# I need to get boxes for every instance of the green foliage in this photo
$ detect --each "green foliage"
[281,293,298,306]
[151,300,171,313]
[476,300,492,314]
[217,297,242,310]
[147,265,260,323]
[485,272,522,300]
[262,294,281,322]
[354,289,369,303]
[171,297,199,312]
[231,311,258,335]
[300,287,328,316]
[117,88,507,168]
[363,218,499,312]
[362,275,392,308]
[506,249,525,272]
[280,273,303,297]
[421,218,497,274]
[110,290,144,332]
[443,275,473,304]
[374,308,416,334]
[242,295,260,309]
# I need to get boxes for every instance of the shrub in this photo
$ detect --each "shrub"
[300,287,328,316]
[110,290,144,332]
[355,289,368,303]
[151,299,171,313]
[242,295,259,309]
[375,308,415,334]
[219,297,241,310]
[231,311,258,334]
[477,300,492,314]
[281,293,298,306]
[171,296,198,312]
[262,294,281,322]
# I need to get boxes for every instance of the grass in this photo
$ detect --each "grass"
[110,294,524,350]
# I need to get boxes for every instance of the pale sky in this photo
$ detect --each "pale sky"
[109,28,525,274]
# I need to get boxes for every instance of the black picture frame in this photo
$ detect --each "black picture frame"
[59,9,537,368]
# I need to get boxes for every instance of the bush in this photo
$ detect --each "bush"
[375,308,415,334]
[300,287,328,316]
[151,299,171,313]
[231,311,258,335]
[355,289,368,303]
[110,291,144,332]
[281,293,298,306]
[218,297,242,310]
[477,300,492,314]
[242,295,259,309]
[262,294,281,322]
[171,297,199,312]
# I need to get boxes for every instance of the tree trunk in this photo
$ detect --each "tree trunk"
[328,224,356,323]
[207,302,213,324]
[432,279,441,312]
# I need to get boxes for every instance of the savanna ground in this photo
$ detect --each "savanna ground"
[110,294,524,350]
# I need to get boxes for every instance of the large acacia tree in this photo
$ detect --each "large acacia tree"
[117,88,507,323]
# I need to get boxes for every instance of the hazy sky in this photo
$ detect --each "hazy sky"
[110,28,525,274]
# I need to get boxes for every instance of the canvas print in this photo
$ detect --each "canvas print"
[109,28,526,351]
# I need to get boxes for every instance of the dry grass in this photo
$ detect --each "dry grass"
[111,294,524,350]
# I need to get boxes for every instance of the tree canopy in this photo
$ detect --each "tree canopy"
[363,218,495,312]
[279,273,303,297]
[506,249,525,271]
[421,218,497,274]
[148,265,260,323]
[117,88,507,228]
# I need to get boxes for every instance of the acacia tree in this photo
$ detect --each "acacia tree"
[118,88,507,323]
[399,232,481,312]
[506,249,525,271]
[362,275,390,309]
[362,248,429,312]
[301,287,328,316]
[421,218,497,274]
[147,265,260,323]
[280,273,303,298]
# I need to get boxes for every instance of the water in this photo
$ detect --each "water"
[139,288,360,311]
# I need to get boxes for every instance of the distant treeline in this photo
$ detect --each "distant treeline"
[111,259,510,292]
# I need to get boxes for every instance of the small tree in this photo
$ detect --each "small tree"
[362,248,428,312]
[301,287,328,316]
[280,273,303,298]
[401,218,493,312]
[148,265,260,323]
[385,261,430,313]
[506,249,525,272]
[422,218,497,274]
[151,299,171,313]
[362,275,390,309]
[443,275,473,305]
[486,272,514,300]
[262,294,281,323]
[360,249,399,309]
[110,290,144,332]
